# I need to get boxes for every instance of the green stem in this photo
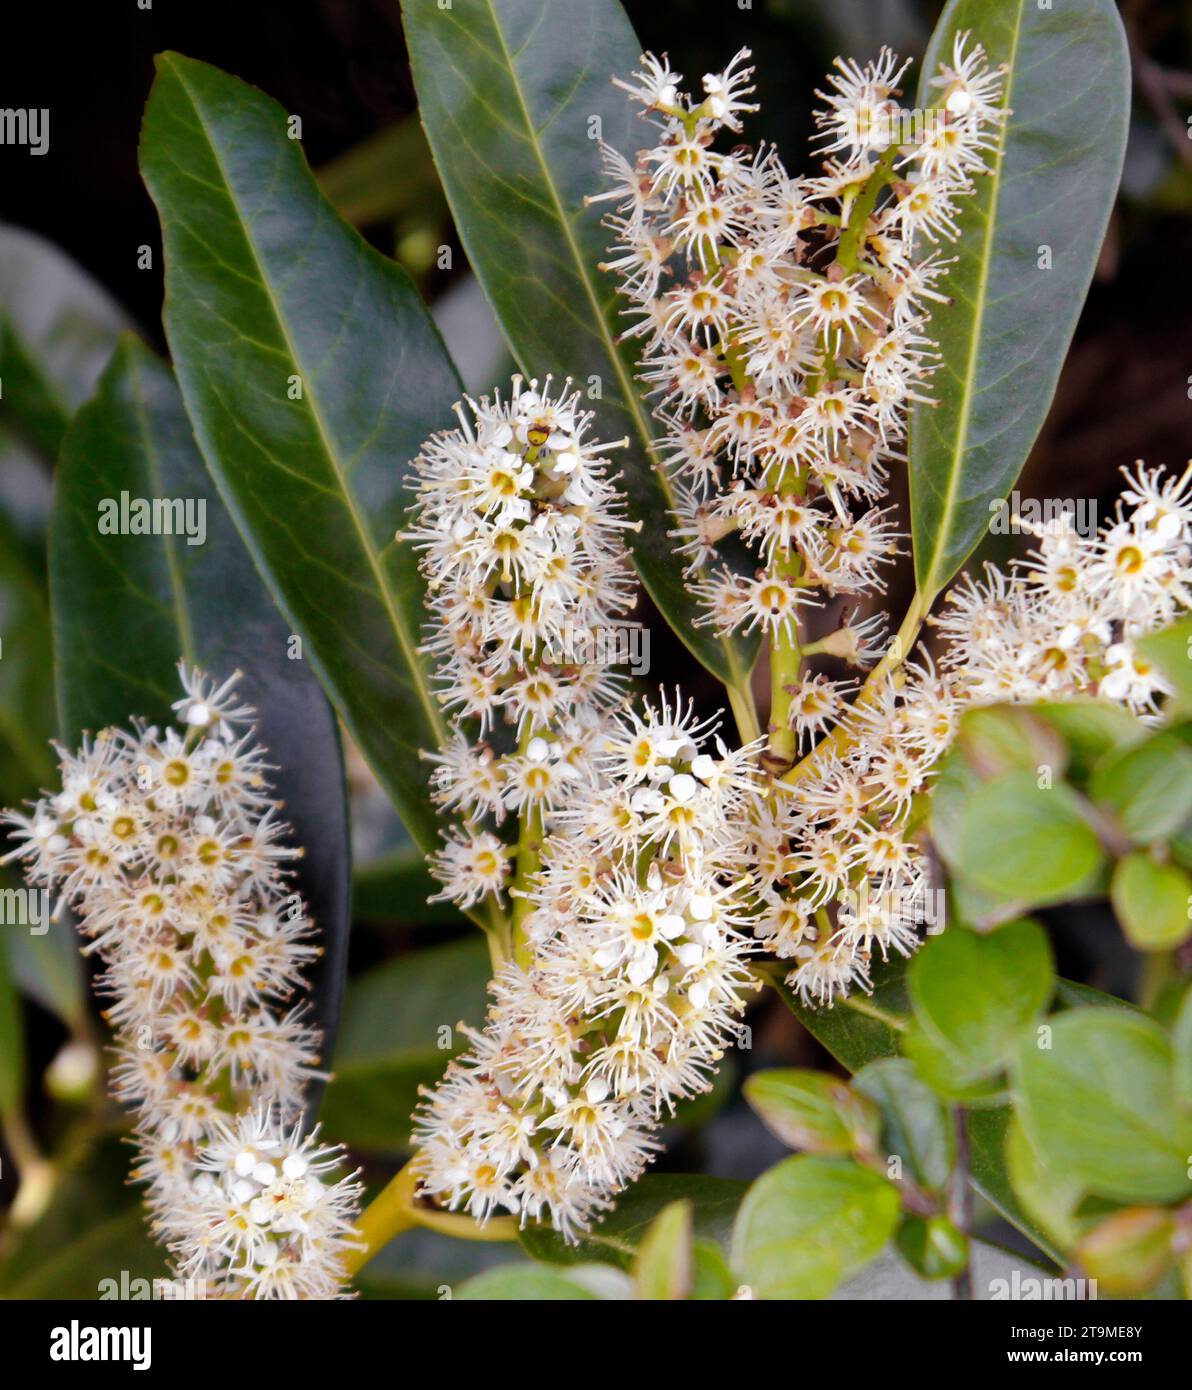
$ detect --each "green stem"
[782,589,928,787]
[836,145,899,274]
[511,803,543,972]
[340,1162,518,1282]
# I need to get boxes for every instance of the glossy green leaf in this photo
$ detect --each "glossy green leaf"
[519,1174,744,1271]
[319,936,492,1153]
[768,958,1060,1261]
[140,52,460,855]
[632,1200,693,1301]
[772,952,910,1070]
[0,222,131,461]
[1004,1110,1085,1252]
[1111,853,1192,951]
[853,1057,953,1192]
[895,1215,969,1281]
[400,0,760,702]
[1089,733,1192,846]
[970,1105,1063,1263]
[1138,616,1192,710]
[949,770,1106,904]
[731,1156,899,1300]
[1011,1009,1192,1204]
[907,918,1054,1085]
[909,0,1129,599]
[2,904,86,1032]
[51,337,351,1087]
[743,1068,880,1156]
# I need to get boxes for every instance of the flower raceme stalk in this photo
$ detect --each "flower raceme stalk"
[1,669,360,1299]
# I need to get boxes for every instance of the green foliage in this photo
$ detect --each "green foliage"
[949,770,1107,909]
[743,1068,881,1156]
[731,1157,901,1299]
[519,1175,744,1272]
[909,0,1129,599]
[1111,853,1192,951]
[140,52,461,857]
[1011,1009,1192,1205]
[905,919,1054,1097]
[853,1058,953,1193]
[632,1200,693,1300]
[52,337,352,1080]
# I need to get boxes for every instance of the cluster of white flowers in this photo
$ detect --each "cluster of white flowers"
[407,376,771,1236]
[936,465,1192,714]
[310,44,1192,1246]
[407,374,637,908]
[412,695,761,1238]
[1,668,360,1299]
[594,39,1006,671]
[761,464,1192,1007]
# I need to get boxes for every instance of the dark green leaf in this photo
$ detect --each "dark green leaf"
[353,844,459,925]
[969,1105,1064,1263]
[519,1174,744,1270]
[319,936,492,1153]
[0,504,56,803]
[910,0,1130,598]
[51,337,351,1094]
[140,52,459,855]
[853,1057,953,1192]
[400,0,760,702]
[0,222,130,460]
[0,932,24,1111]
[2,904,86,1032]
[1011,1008,1192,1204]
[731,1156,899,1299]
[771,952,910,1070]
